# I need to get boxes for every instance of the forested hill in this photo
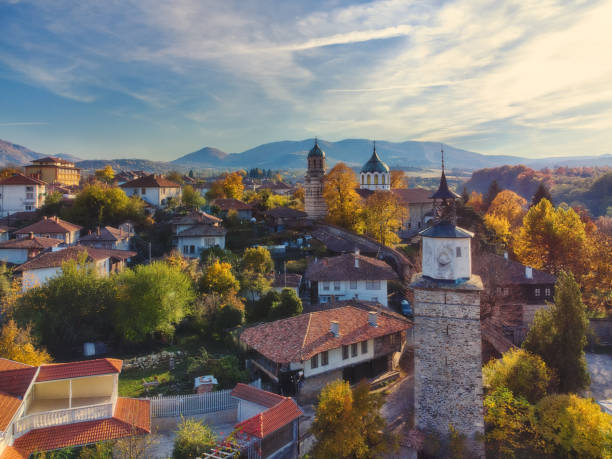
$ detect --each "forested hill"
[464,165,611,216]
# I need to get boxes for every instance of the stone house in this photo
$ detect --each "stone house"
[0,357,150,458]
[15,216,82,245]
[0,173,47,217]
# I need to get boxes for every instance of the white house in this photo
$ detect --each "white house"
[0,235,62,265]
[15,245,135,291]
[0,173,46,216]
[15,216,82,245]
[120,174,181,207]
[79,225,133,250]
[304,251,398,307]
[176,224,227,257]
[240,305,411,400]
[170,210,222,235]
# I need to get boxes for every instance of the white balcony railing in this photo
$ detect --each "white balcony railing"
[13,403,113,438]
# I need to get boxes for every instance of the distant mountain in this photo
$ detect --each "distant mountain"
[75,159,178,174]
[171,146,228,168]
[0,138,81,166]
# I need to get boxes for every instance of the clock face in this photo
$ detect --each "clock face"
[437,247,452,267]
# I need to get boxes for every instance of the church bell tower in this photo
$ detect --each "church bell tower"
[304,139,327,219]
[410,148,485,457]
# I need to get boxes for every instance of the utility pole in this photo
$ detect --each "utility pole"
[148,241,152,264]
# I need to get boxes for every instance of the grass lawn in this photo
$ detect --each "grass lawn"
[119,360,192,398]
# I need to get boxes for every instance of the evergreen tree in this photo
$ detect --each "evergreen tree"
[531,183,552,207]
[523,271,590,393]
[461,187,469,204]
[484,180,501,209]
[188,169,194,178]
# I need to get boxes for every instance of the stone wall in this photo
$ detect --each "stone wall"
[412,284,485,457]
[298,368,343,404]
[123,350,184,370]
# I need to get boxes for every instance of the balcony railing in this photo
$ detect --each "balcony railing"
[13,402,113,438]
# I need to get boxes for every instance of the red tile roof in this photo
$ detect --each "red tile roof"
[0,446,27,459]
[305,253,398,282]
[15,246,135,271]
[30,156,75,166]
[0,365,37,432]
[212,198,254,211]
[120,174,180,189]
[9,398,150,457]
[15,216,82,235]
[240,306,411,363]
[36,358,122,382]
[234,398,302,439]
[0,236,62,250]
[79,226,132,242]
[231,384,285,408]
[0,173,46,186]
[0,358,33,371]
[0,392,25,432]
[170,211,222,226]
[176,224,227,237]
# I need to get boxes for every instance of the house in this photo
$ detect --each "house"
[241,306,411,400]
[0,357,150,459]
[271,273,302,296]
[264,207,308,232]
[24,156,80,187]
[120,174,181,207]
[304,251,398,307]
[114,170,147,186]
[258,181,294,196]
[229,384,302,459]
[15,216,82,245]
[176,224,227,257]
[170,210,222,235]
[0,174,47,217]
[0,227,9,242]
[79,225,133,250]
[15,245,136,291]
[0,235,62,265]
[212,198,254,220]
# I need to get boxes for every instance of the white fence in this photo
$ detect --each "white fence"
[144,379,261,418]
[13,403,113,437]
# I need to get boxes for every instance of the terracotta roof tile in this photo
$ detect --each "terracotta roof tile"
[0,446,27,459]
[170,211,222,226]
[231,384,285,408]
[120,174,180,189]
[272,273,302,289]
[0,368,37,397]
[0,236,62,250]
[212,198,254,211]
[15,216,82,235]
[0,359,33,371]
[80,226,131,243]
[0,392,24,432]
[0,173,46,186]
[36,358,122,382]
[240,306,411,363]
[474,253,557,285]
[15,246,135,271]
[235,398,302,439]
[30,156,75,166]
[304,253,397,282]
[176,224,227,237]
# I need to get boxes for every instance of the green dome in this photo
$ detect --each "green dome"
[360,149,389,173]
[308,140,325,158]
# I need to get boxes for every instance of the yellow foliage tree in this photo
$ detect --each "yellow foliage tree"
[94,165,115,184]
[484,213,511,245]
[487,190,527,229]
[0,320,52,366]
[363,190,405,246]
[466,191,486,213]
[390,170,408,188]
[323,163,363,232]
[223,172,244,200]
[199,261,239,297]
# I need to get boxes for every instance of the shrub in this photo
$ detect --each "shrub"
[172,417,217,459]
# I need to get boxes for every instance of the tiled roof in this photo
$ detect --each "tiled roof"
[0,392,23,432]
[212,198,254,211]
[120,174,180,188]
[176,224,227,237]
[272,273,302,289]
[15,246,135,271]
[80,226,131,242]
[235,398,302,439]
[36,358,122,382]
[231,384,285,408]
[0,365,37,432]
[0,446,27,459]
[240,306,411,363]
[10,398,150,457]
[258,182,293,191]
[170,211,222,226]
[0,358,33,371]
[0,173,46,186]
[0,236,62,250]
[30,156,75,166]
[264,207,308,219]
[304,253,397,282]
[15,216,82,235]
[474,253,557,286]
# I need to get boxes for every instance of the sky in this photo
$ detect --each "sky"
[1,0,611,161]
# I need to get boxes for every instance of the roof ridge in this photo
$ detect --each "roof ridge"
[300,313,313,360]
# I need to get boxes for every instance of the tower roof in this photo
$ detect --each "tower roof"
[430,146,459,200]
[308,139,325,158]
[419,223,473,239]
[360,145,389,173]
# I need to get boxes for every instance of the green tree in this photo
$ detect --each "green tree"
[483,348,555,404]
[268,288,302,320]
[241,246,274,274]
[94,165,115,184]
[523,271,590,393]
[172,417,216,459]
[199,261,239,297]
[40,191,63,216]
[166,171,185,185]
[213,303,245,330]
[115,262,195,342]
[248,289,280,322]
[181,185,205,210]
[68,184,145,228]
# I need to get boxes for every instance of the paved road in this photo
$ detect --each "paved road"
[380,375,417,459]
[585,352,612,414]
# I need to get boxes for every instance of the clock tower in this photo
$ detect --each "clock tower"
[410,150,485,457]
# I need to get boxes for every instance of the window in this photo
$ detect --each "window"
[350,280,357,289]
[26,186,33,192]
[351,343,358,357]
[25,205,32,211]
[334,281,341,291]
[182,245,189,254]
[545,288,551,297]
[342,345,349,360]
[141,188,146,195]
[189,245,195,254]
[361,175,364,185]
[496,287,502,296]
[535,288,541,297]
[456,247,462,257]
[361,341,368,354]
[26,193,34,200]
[366,280,381,290]
[311,354,318,369]
[382,175,385,185]
[367,175,371,185]
[503,288,509,296]
[322,282,330,291]
[371,297,378,303]
[321,351,329,366]
[374,175,379,185]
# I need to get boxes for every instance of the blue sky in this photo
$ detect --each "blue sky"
[1,0,611,160]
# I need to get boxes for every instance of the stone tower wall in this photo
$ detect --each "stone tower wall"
[304,159,327,220]
[413,286,485,456]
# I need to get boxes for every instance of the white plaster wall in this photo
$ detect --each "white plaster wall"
[22,266,62,290]
[359,172,390,191]
[178,235,225,257]
[237,399,267,422]
[0,248,29,264]
[303,339,374,378]
[124,186,180,207]
[422,237,471,280]
[0,184,45,216]
[318,279,388,306]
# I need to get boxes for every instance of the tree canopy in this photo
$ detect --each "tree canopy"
[94,165,115,184]
[222,172,244,199]
[323,163,363,232]
[181,185,205,210]
[363,190,404,246]
[199,260,240,297]
[0,320,52,366]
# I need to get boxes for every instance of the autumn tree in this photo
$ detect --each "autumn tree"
[323,163,363,232]
[484,190,527,246]
[523,271,590,393]
[292,186,305,209]
[363,190,404,246]
[0,320,52,365]
[166,171,184,185]
[390,170,408,188]
[222,172,244,199]
[484,180,502,210]
[67,184,145,228]
[241,246,274,274]
[199,260,240,297]
[531,183,552,207]
[205,179,226,200]
[94,165,115,184]
[310,380,396,459]
[181,185,205,210]
[466,191,486,213]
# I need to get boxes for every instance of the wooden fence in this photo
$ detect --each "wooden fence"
[144,379,261,418]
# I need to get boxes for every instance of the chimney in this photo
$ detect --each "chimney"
[503,251,508,260]
[525,266,533,279]
[330,321,339,337]
[28,232,34,240]
[355,248,360,268]
[368,311,378,327]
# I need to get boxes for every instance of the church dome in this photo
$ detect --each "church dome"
[360,149,389,173]
[308,140,325,158]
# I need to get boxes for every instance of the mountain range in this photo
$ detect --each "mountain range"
[1,138,610,172]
